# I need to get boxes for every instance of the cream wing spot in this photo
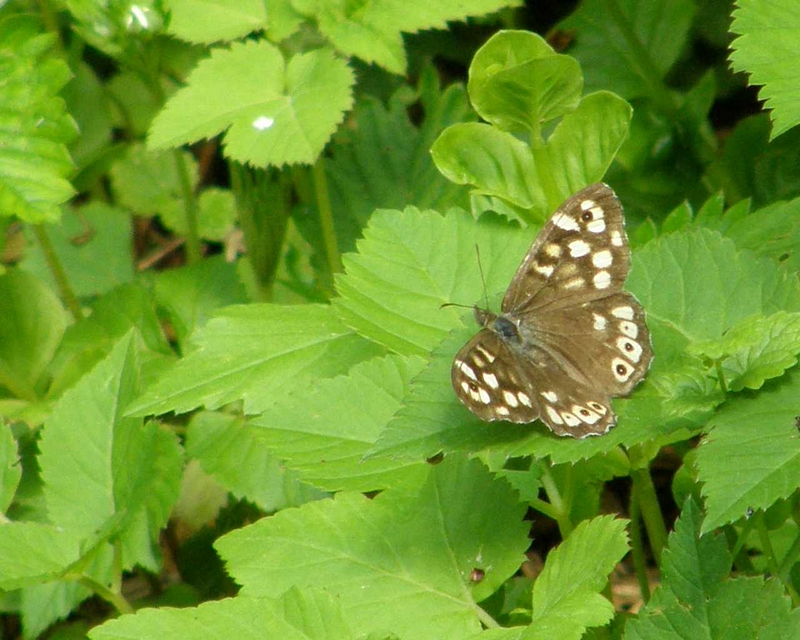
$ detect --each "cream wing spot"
[471,354,485,368]
[580,199,596,211]
[612,358,635,382]
[564,277,585,290]
[459,361,477,381]
[617,337,643,363]
[483,372,499,389]
[545,243,562,258]
[589,206,604,219]
[593,313,607,331]
[569,239,591,257]
[553,213,580,231]
[587,219,606,234]
[561,412,581,427]
[535,263,554,277]
[587,401,608,415]
[460,381,470,393]
[592,250,613,269]
[545,406,564,425]
[478,388,491,404]
[496,406,510,417]
[475,345,495,363]
[573,405,601,425]
[593,271,611,289]
[612,306,634,320]
[620,320,639,339]
[503,391,519,407]
[518,392,532,407]
[541,390,558,403]
[611,230,623,246]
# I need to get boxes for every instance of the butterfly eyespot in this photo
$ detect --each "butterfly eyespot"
[581,211,592,221]
[616,364,626,375]
[624,342,634,352]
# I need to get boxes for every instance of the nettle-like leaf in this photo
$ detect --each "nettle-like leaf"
[127,304,383,417]
[696,369,800,533]
[432,31,632,222]
[0,18,77,223]
[39,332,182,570]
[730,0,800,139]
[249,354,429,492]
[0,270,68,401]
[89,589,353,640]
[293,0,522,75]
[559,0,697,100]
[0,522,81,591]
[148,40,355,167]
[166,0,267,43]
[689,311,800,392]
[216,456,529,639]
[625,499,800,638]
[333,207,531,357]
[185,411,326,512]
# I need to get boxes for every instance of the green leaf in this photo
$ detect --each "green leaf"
[39,332,182,569]
[333,207,531,356]
[0,424,21,513]
[696,370,800,533]
[110,143,198,217]
[0,19,77,222]
[148,41,355,167]
[689,312,800,391]
[730,0,800,139]
[467,31,582,134]
[88,590,353,640]
[153,254,248,350]
[0,522,80,590]
[431,124,544,211]
[216,456,529,639]
[542,91,633,198]
[185,412,326,511]
[0,270,68,401]
[159,187,236,242]
[625,499,799,639]
[127,304,383,416]
[559,0,697,99]
[295,0,522,75]
[47,284,172,398]
[166,0,267,43]
[523,516,628,639]
[22,202,135,298]
[249,354,429,492]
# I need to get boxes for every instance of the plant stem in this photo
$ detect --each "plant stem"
[529,497,561,522]
[540,464,573,538]
[475,605,500,629]
[630,466,668,565]
[172,149,202,264]
[312,157,342,284]
[629,483,651,603]
[755,514,800,605]
[32,224,83,322]
[76,575,134,615]
[714,359,728,394]
[778,529,800,582]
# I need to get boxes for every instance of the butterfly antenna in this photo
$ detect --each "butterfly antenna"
[476,245,490,310]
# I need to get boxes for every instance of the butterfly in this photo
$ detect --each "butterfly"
[451,183,652,438]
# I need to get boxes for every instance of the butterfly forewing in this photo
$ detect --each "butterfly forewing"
[451,183,652,438]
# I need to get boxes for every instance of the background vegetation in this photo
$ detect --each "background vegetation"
[1,0,800,638]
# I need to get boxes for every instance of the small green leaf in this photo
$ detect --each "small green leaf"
[216,456,529,639]
[696,370,800,533]
[159,187,236,242]
[524,516,628,639]
[0,522,80,590]
[0,20,77,222]
[730,0,800,139]
[0,270,68,401]
[431,124,543,210]
[88,589,353,640]
[0,424,21,513]
[468,31,582,134]
[689,311,800,391]
[166,0,266,43]
[148,41,355,167]
[127,304,383,416]
[249,355,429,492]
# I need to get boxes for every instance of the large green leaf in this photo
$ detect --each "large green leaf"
[166,0,266,43]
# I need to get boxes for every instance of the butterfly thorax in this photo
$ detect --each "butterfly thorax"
[473,307,521,344]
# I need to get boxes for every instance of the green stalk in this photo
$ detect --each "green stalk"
[777,530,800,583]
[76,575,134,615]
[714,359,728,394]
[172,148,202,264]
[541,464,573,538]
[629,483,651,603]
[312,157,342,285]
[630,466,668,565]
[32,224,83,322]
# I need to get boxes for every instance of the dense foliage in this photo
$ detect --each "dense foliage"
[1,0,800,638]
